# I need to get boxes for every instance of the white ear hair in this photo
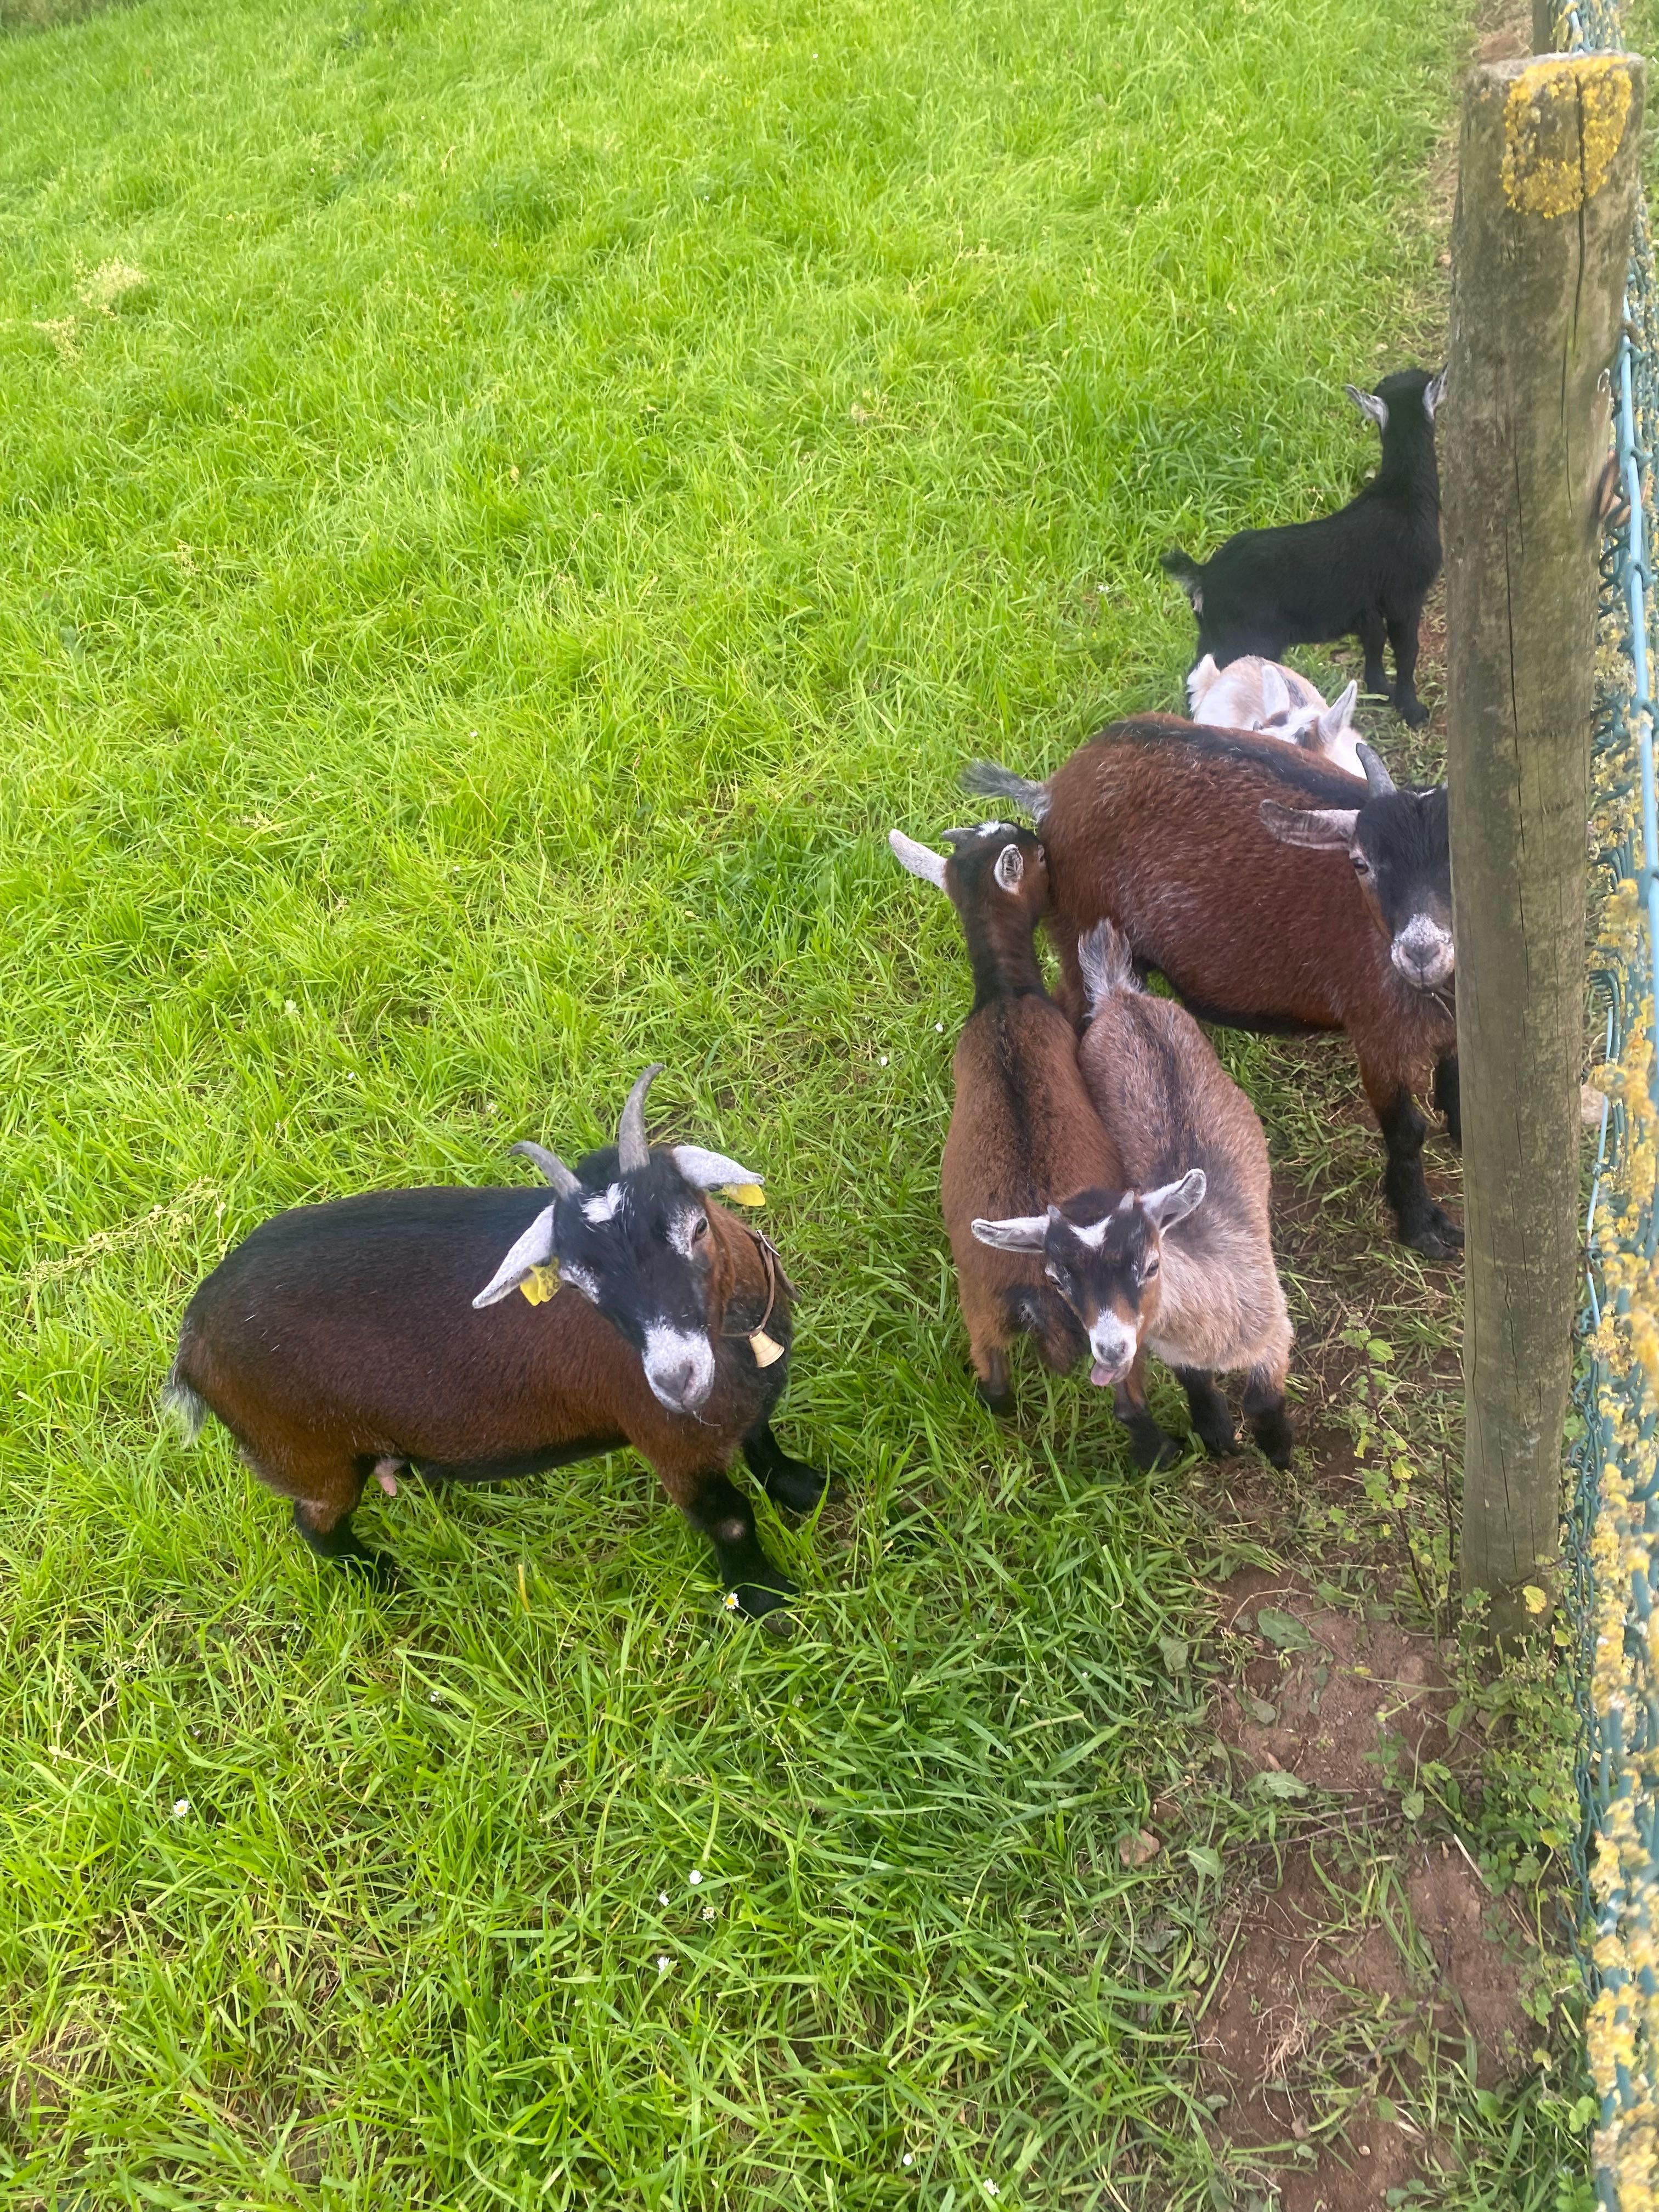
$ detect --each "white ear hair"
[1345,382,1389,433]
[1187,654,1220,715]
[672,1144,762,1192]
[1259,664,1290,721]
[1424,366,1448,419]
[970,1214,1051,1252]
[1321,679,1359,737]
[1259,800,1361,851]
[994,843,1024,893]
[473,1204,558,1308]
[888,828,948,890]
[1142,1169,1207,1232]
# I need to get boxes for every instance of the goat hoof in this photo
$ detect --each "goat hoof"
[1128,1425,1180,1471]
[1397,696,1429,728]
[340,1546,398,1591]
[977,1383,1015,1418]
[766,1461,833,1514]
[1405,1210,1464,1259]
[726,1576,795,1621]
[1251,1422,1297,1469]
[1198,1426,1238,1460]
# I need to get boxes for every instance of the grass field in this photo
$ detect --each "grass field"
[0,0,1595,2204]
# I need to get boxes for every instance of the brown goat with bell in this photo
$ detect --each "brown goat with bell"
[165,1067,827,1618]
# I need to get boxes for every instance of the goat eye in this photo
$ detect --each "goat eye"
[692,1216,709,1242]
[1352,853,1372,877]
[1143,1255,1160,1279]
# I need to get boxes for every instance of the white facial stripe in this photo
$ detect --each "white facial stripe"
[641,1323,716,1412]
[667,1208,704,1259]
[1068,1214,1113,1250]
[582,1182,624,1224]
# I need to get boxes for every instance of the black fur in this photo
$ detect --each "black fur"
[1163,368,1443,726]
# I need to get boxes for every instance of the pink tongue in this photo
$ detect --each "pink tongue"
[1090,1362,1115,1387]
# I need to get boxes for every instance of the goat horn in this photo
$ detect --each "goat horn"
[1356,742,1396,798]
[617,1063,664,1172]
[510,1139,580,1197]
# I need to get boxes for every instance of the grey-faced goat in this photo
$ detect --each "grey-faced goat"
[165,1066,827,1617]
[977,922,1294,1469]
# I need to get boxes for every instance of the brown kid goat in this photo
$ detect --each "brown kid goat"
[966,721,1460,1258]
[974,922,1295,1468]
[888,820,1123,1414]
[165,1067,828,1618]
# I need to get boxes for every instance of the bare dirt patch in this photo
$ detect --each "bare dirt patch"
[1194,1573,1537,2203]
[1213,1568,1452,1798]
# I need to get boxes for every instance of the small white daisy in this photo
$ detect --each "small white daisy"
[689,1869,703,1886]
[172,1798,190,1819]
[659,1891,669,1906]
[656,1954,672,1974]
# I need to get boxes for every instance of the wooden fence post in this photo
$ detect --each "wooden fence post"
[1532,1,1560,52]
[1443,54,1643,1639]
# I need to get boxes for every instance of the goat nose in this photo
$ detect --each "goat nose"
[644,1329,715,1412]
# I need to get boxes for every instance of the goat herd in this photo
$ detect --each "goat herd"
[166,364,1456,1619]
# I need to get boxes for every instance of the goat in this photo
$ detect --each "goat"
[1187,654,1363,777]
[964,720,1461,1257]
[163,1067,828,1618]
[888,821,1124,1417]
[1162,366,1447,727]
[976,922,1295,1469]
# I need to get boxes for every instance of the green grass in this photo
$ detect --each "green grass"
[0,0,1587,2203]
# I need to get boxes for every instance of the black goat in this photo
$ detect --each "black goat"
[1161,366,1447,727]
[165,1067,828,1617]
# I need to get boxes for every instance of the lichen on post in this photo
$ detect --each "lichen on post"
[1443,52,1645,1643]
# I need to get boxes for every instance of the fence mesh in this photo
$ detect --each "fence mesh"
[1551,4,1659,2205]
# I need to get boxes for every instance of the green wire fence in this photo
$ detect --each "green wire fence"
[1555,3,1659,2204]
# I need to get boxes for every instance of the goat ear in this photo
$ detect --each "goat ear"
[1321,679,1359,738]
[1345,382,1389,433]
[1259,663,1290,722]
[888,829,948,890]
[994,843,1024,893]
[1424,366,1448,419]
[970,1214,1051,1252]
[672,1144,763,1198]
[1259,799,1361,851]
[1142,1169,1207,1232]
[1186,654,1219,714]
[473,1204,558,1308]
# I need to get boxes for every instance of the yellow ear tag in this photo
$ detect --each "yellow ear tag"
[519,1262,559,1306]
[748,1329,786,1368]
[723,1183,766,1208]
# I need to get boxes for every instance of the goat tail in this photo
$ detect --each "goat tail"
[960,759,1051,822]
[162,1357,209,1444]
[1078,919,1139,1017]
[1159,546,1204,609]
